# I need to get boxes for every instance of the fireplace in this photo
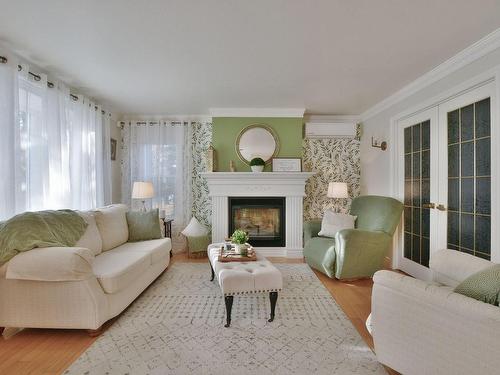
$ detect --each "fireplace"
[228,197,286,247]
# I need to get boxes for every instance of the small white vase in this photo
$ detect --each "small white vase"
[234,243,242,254]
[251,165,264,172]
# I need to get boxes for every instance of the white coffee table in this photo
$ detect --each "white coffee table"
[208,243,283,327]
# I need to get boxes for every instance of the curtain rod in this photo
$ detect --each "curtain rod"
[0,55,111,117]
[118,120,192,128]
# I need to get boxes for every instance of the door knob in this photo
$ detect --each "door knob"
[422,203,436,209]
[436,204,447,211]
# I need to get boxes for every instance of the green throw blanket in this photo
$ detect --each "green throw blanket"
[0,210,88,266]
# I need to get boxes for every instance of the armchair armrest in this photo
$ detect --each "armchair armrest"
[303,220,322,243]
[6,247,94,282]
[334,229,391,279]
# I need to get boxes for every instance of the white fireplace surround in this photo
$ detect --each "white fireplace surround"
[201,172,314,258]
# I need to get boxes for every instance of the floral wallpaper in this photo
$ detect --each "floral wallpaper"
[302,137,361,220]
[190,122,212,228]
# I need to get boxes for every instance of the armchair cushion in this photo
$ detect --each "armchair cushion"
[6,247,94,282]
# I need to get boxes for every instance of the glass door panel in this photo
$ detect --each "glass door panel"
[397,106,438,280]
[446,98,491,260]
[403,120,431,267]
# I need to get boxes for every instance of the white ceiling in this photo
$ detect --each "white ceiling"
[1,0,500,116]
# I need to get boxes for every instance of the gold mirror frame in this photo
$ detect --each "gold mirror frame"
[235,123,280,165]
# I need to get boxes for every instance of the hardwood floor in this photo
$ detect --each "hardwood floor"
[0,254,398,374]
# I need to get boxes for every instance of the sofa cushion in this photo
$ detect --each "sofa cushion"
[430,249,493,287]
[111,238,171,264]
[303,237,336,278]
[6,247,94,281]
[75,211,103,256]
[94,204,129,251]
[126,209,162,242]
[93,250,151,294]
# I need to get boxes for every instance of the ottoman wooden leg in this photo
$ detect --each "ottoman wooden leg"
[269,292,278,322]
[210,263,215,281]
[224,296,233,327]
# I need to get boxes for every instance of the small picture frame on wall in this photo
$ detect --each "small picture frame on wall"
[272,157,302,172]
[110,138,117,161]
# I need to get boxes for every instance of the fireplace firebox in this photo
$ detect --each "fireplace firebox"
[228,197,286,247]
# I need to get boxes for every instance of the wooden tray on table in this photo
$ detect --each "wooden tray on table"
[217,245,257,262]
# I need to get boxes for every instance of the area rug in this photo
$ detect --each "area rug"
[64,263,385,375]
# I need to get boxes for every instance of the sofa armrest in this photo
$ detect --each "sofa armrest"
[6,247,94,282]
[334,229,391,279]
[304,220,322,243]
[429,249,493,287]
[373,270,500,322]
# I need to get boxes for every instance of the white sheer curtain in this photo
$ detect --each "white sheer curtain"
[0,49,112,220]
[122,121,190,251]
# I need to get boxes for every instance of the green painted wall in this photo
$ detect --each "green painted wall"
[212,117,303,172]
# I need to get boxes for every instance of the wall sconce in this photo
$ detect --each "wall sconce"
[371,137,387,151]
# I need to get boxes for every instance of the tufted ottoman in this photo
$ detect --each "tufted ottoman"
[208,243,283,327]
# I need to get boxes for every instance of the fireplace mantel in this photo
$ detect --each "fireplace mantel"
[201,172,314,257]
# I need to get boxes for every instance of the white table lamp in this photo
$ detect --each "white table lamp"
[132,181,154,211]
[327,182,348,198]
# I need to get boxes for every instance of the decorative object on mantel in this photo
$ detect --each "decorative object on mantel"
[236,123,279,165]
[231,229,249,254]
[327,182,349,199]
[272,157,302,172]
[371,136,387,151]
[250,157,265,172]
[206,144,217,171]
[229,160,236,172]
[132,181,154,211]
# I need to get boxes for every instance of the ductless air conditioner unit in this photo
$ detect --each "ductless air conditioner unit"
[304,122,357,139]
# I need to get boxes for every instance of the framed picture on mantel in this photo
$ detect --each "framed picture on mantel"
[271,157,302,172]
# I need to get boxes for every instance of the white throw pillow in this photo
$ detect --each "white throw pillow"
[317,210,356,238]
[181,217,208,237]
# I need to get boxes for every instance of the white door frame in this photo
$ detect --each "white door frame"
[394,107,439,280]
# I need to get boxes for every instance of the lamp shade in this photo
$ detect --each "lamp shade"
[327,182,348,198]
[132,181,154,199]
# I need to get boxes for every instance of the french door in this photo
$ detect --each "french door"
[396,82,496,279]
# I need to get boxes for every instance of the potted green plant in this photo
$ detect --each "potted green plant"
[250,157,265,172]
[231,229,249,254]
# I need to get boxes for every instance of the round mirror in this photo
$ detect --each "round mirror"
[236,124,279,165]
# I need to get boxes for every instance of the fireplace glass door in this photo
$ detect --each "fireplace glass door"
[228,197,285,247]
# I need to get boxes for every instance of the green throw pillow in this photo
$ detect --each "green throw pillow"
[126,209,162,242]
[454,264,500,306]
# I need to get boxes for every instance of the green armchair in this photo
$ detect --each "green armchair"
[303,195,403,279]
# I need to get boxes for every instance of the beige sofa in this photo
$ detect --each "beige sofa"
[0,204,171,332]
[371,249,500,375]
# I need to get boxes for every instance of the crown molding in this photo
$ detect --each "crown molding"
[304,114,361,123]
[209,107,305,118]
[361,27,500,121]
